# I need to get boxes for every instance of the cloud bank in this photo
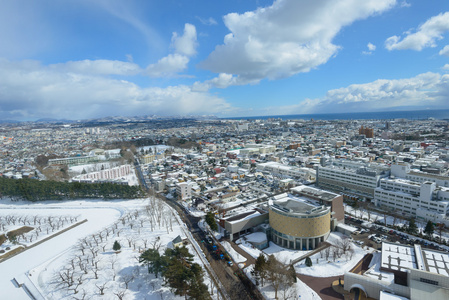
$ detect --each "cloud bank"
[201,0,396,83]
[386,11,449,51]
[284,72,449,115]
[0,59,231,120]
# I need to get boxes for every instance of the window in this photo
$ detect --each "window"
[420,278,438,286]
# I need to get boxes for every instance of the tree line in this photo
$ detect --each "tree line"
[0,177,143,201]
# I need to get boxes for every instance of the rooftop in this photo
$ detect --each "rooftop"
[380,242,449,276]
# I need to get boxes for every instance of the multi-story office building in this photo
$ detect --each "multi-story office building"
[375,179,449,218]
[317,162,389,200]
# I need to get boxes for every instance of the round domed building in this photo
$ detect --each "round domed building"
[269,194,331,250]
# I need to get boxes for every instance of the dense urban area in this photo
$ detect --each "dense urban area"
[2,116,449,300]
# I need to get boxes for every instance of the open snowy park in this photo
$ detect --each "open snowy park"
[0,198,218,300]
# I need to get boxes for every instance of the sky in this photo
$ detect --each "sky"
[1,0,449,121]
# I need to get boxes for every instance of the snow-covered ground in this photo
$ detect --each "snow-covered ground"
[0,198,218,300]
[221,241,246,263]
[244,264,321,300]
[0,199,125,299]
[296,232,371,277]
[264,242,311,264]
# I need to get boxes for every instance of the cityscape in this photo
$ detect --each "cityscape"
[1,1,449,300]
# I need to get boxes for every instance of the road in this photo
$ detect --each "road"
[161,193,263,300]
[136,159,263,300]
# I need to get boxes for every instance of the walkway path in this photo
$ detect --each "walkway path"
[297,274,344,300]
[226,239,256,268]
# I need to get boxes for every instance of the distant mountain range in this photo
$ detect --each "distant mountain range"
[0,115,219,124]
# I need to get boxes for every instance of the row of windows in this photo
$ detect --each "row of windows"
[419,278,439,286]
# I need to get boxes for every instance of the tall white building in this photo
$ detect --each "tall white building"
[176,182,192,201]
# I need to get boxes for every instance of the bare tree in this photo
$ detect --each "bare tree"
[109,254,117,268]
[71,289,87,300]
[114,290,127,300]
[324,246,331,261]
[151,237,161,250]
[69,274,84,294]
[126,236,134,248]
[95,282,108,295]
[56,267,75,288]
[265,255,294,300]
[337,238,352,255]
[120,274,135,289]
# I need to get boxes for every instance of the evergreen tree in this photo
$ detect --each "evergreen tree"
[162,246,210,299]
[253,254,267,286]
[424,220,435,237]
[289,264,297,282]
[205,211,218,231]
[407,218,418,235]
[305,256,313,267]
[139,248,164,278]
[113,240,121,252]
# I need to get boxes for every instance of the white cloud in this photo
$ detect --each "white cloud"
[443,64,449,70]
[50,60,141,76]
[196,16,218,26]
[145,23,198,77]
[288,72,449,114]
[363,42,377,54]
[0,59,232,121]
[399,1,411,8]
[385,11,449,51]
[367,43,376,51]
[201,0,396,83]
[193,73,259,91]
[146,54,189,77]
[171,23,198,57]
[440,45,449,56]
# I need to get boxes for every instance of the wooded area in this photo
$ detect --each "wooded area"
[0,177,143,201]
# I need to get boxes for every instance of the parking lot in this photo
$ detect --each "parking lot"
[345,215,448,252]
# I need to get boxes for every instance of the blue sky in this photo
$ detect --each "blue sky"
[1,0,449,121]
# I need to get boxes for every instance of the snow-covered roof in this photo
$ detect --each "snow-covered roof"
[245,232,267,244]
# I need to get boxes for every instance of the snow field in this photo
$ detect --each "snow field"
[0,212,82,256]
[0,198,218,300]
[31,198,210,299]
